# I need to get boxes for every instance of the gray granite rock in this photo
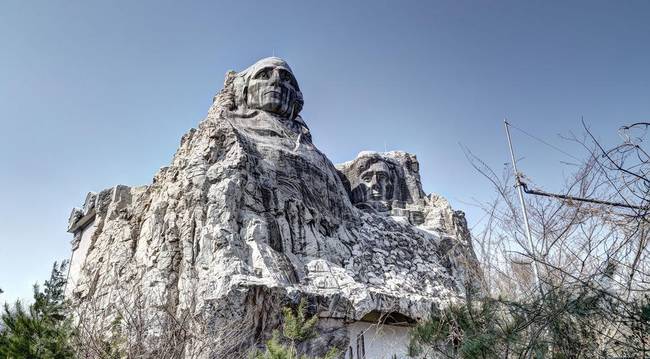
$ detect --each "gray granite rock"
[66,57,481,358]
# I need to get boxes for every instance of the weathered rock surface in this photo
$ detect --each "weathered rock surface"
[67,57,481,358]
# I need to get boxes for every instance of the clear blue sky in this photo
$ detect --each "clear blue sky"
[1,0,648,303]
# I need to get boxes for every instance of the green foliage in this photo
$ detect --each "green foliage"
[250,298,337,359]
[96,314,127,359]
[282,298,319,343]
[0,261,74,359]
[409,284,650,358]
[409,297,508,359]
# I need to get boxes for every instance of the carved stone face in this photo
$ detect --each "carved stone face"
[360,162,393,202]
[337,152,424,215]
[245,58,302,119]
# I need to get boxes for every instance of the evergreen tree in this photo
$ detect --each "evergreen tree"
[409,283,650,358]
[0,287,6,351]
[250,298,338,359]
[0,261,74,359]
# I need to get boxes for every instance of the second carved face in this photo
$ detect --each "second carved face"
[359,161,393,202]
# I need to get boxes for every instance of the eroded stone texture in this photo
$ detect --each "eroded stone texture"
[66,57,481,358]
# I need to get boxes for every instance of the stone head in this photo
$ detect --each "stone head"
[233,57,303,120]
[337,152,426,213]
[340,155,405,212]
[359,161,394,202]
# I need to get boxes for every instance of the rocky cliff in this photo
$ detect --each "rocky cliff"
[66,57,481,358]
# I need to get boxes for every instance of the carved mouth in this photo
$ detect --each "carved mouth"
[263,88,283,96]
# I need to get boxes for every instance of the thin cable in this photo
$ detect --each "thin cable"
[508,120,648,211]
[508,122,582,162]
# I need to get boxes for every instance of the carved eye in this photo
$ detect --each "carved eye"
[254,68,270,80]
[279,70,298,88]
[279,70,292,81]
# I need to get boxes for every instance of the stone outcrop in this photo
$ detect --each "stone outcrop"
[66,57,481,358]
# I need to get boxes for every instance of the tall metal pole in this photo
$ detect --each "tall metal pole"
[504,119,543,295]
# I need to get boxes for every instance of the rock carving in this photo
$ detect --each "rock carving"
[65,57,482,358]
[215,57,303,122]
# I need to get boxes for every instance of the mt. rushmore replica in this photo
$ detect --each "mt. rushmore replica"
[66,57,481,358]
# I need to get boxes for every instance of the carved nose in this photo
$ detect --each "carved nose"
[269,70,280,84]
